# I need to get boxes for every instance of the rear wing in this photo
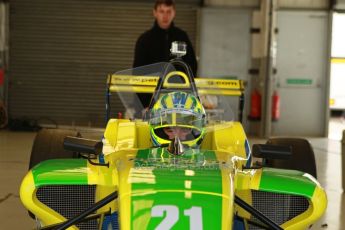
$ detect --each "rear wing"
[107,74,245,96]
[106,73,245,122]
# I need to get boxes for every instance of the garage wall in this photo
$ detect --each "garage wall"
[198,8,252,130]
[334,0,345,10]
[9,0,198,127]
[0,2,7,101]
[277,0,329,9]
[204,0,259,7]
[204,0,330,9]
[199,8,251,79]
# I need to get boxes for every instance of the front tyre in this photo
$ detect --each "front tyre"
[29,128,81,169]
[265,137,317,178]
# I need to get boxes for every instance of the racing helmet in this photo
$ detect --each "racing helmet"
[149,92,206,147]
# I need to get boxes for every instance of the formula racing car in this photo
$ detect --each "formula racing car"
[20,46,327,230]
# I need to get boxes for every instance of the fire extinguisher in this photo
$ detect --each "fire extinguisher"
[0,68,4,86]
[249,89,261,120]
[272,90,280,121]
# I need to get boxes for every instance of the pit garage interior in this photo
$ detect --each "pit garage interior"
[1,0,345,229]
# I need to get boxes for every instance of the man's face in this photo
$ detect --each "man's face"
[163,127,191,141]
[153,4,176,29]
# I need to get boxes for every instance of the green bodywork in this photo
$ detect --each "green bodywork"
[32,159,88,187]
[130,148,224,229]
[29,149,321,229]
[260,168,317,199]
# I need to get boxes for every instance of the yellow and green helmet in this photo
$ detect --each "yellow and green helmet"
[149,92,206,147]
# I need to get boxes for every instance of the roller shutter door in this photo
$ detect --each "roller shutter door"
[9,0,198,127]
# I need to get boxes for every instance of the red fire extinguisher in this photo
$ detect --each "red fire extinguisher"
[0,68,4,86]
[249,89,261,120]
[272,90,280,121]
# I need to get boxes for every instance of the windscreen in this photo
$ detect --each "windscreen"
[108,61,237,126]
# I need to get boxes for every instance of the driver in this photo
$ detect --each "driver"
[149,92,206,148]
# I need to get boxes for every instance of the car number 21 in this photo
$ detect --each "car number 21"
[151,205,203,230]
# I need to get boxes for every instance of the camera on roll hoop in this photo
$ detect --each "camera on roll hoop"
[170,41,187,58]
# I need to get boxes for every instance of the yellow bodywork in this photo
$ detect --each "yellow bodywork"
[103,119,248,230]
[20,119,247,229]
[20,117,327,229]
[20,119,327,229]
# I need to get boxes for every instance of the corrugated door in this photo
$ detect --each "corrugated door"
[9,0,198,127]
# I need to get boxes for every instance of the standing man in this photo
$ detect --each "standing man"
[133,0,197,74]
[133,0,197,109]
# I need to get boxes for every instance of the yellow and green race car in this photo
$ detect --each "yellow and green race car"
[20,58,327,230]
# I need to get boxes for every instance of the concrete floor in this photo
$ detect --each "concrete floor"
[0,118,344,229]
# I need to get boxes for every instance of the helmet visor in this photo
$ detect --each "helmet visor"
[149,109,205,129]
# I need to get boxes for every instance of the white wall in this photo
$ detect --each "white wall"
[198,8,252,129]
[199,8,251,80]
[204,0,329,9]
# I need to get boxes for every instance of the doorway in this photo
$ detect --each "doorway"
[329,12,345,141]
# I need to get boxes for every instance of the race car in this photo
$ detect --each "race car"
[20,51,327,230]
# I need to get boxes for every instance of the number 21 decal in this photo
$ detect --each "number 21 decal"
[151,205,203,230]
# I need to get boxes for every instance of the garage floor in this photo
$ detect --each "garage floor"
[0,118,344,229]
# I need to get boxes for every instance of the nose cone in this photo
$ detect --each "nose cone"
[167,136,185,155]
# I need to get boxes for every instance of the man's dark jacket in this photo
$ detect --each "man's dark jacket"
[132,21,197,108]
[133,21,197,76]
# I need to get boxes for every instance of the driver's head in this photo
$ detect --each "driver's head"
[149,92,206,148]
[163,126,192,141]
[153,0,176,30]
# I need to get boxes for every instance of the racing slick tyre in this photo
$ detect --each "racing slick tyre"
[29,128,81,170]
[265,138,317,178]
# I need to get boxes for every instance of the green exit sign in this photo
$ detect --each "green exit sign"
[286,79,313,85]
